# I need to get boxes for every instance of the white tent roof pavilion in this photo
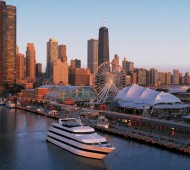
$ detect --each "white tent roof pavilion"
[115,85,190,110]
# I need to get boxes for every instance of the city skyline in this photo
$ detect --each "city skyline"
[5,0,190,73]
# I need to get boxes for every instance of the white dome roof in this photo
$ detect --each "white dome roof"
[115,85,182,106]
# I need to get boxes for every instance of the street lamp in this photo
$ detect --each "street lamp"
[171,128,175,142]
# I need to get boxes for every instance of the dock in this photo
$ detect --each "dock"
[16,105,190,156]
[91,124,190,155]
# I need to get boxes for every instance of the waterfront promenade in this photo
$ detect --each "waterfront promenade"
[16,105,190,156]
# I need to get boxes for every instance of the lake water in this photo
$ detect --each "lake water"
[0,107,190,170]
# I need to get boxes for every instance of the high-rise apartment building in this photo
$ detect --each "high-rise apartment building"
[112,54,119,72]
[149,68,158,86]
[87,39,98,74]
[26,43,36,83]
[36,63,42,78]
[185,72,190,85]
[98,26,109,66]
[126,61,134,73]
[173,69,179,85]
[165,72,172,85]
[146,70,150,86]
[75,59,81,68]
[122,58,128,71]
[46,38,58,78]
[53,59,68,85]
[158,72,166,85]
[58,45,67,62]
[122,58,134,74]
[179,73,184,84]
[16,53,24,80]
[0,1,16,86]
[136,68,147,86]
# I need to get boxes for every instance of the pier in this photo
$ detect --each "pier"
[16,105,190,156]
[90,124,190,155]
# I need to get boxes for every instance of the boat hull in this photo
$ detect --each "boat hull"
[46,137,107,159]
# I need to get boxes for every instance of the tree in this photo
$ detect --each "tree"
[3,83,24,96]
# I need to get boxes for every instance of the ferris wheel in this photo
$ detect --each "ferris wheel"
[94,62,126,103]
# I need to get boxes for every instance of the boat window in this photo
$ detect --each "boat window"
[48,130,108,146]
[53,125,95,134]
[61,119,81,128]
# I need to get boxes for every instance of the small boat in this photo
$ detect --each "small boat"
[6,101,16,109]
[46,118,115,159]
[48,110,59,115]
[36,107,44,112]
[0,98,5,106]
[97,121,109,128]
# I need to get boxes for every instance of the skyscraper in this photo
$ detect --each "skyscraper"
[149,68,158,86]
[0,1,16,86]
[179,72,184,84]
[122,57,128,70]
[75,59,81,68]
[87,39,98,74]
[58,45,67,62]
[53,59,68,85]
[126,61,134,73]
[36,63,42,78]
[46,38,58,78]
[173,69,179,85]
[158,72,166,85]
[136,68,147,86]
[165,72,172,85]
[112,54,119,72]
[98,26,109,66]
[16,53,25,80]
[185,72,190,85]
[26,43,36,83]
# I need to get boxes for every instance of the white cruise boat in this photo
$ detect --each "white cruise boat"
[6,101,16,109]
[46,118,115,159]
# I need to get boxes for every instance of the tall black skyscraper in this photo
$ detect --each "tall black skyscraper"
[98,26,109,66]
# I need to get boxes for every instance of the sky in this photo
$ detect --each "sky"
[5,0,190,73]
